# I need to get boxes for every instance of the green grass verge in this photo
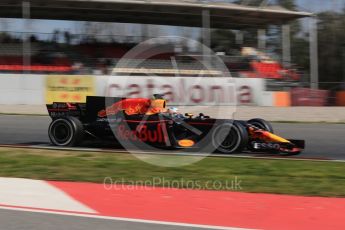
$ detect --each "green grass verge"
[0,147,344,197]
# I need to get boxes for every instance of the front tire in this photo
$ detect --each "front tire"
[212,121,248,154]
[48,117,84,147]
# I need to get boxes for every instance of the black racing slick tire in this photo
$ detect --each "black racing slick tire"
[247,118,274,133]
[48,117,84,147]
[212,122,249,154]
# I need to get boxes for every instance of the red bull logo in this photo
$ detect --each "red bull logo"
[116,123,168,143]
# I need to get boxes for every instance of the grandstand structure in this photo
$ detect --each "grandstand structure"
[0,0,317,86]
[0,0,311,28]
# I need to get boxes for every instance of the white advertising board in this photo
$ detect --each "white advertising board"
[0,74,45,105]
[0,74,268,106]
[96,76,266,106]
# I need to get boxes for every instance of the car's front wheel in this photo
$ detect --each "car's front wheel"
[48,117,84,147]
[212,122,248,154]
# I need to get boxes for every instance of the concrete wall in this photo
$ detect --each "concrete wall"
[97,75,266,106]
[0,74,271,106]
[1,74,344,122]
[0,74,45,105]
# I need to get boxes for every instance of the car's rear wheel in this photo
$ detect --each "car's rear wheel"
[212,122,248,154]
[247,118,274,133]
[48,117,84,147]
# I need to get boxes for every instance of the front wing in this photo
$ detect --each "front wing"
[248,125,305,155]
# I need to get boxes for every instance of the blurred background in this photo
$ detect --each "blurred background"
[0,0,344,107]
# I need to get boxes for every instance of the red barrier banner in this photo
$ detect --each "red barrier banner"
[291,88,329,106]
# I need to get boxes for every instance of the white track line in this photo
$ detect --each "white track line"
[0,206,254,230]
[1,144,344,163]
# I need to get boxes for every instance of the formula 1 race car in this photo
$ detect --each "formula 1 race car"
[46,95,305,155]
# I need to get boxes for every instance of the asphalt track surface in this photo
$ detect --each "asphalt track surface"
[0,115,345,160]
[0,208,210,230]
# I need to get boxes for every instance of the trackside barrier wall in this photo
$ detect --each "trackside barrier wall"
[291,87,329,106]
[0,74,45,105]
[0,74,275,106]
[336,91,345,106]
[46,75,95,104]
[260,91,274,107]
[96,75,266,106]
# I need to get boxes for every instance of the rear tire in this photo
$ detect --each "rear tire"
[48,117,84,147]
[212,121,248,154]
[247,118,274,133]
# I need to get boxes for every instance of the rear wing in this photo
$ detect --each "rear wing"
[46,96,123,121]
[46,102,86,119]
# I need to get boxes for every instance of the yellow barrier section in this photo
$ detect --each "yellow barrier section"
[46,75,95,104]
[274,91,291,107]
[336,91,345,106]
